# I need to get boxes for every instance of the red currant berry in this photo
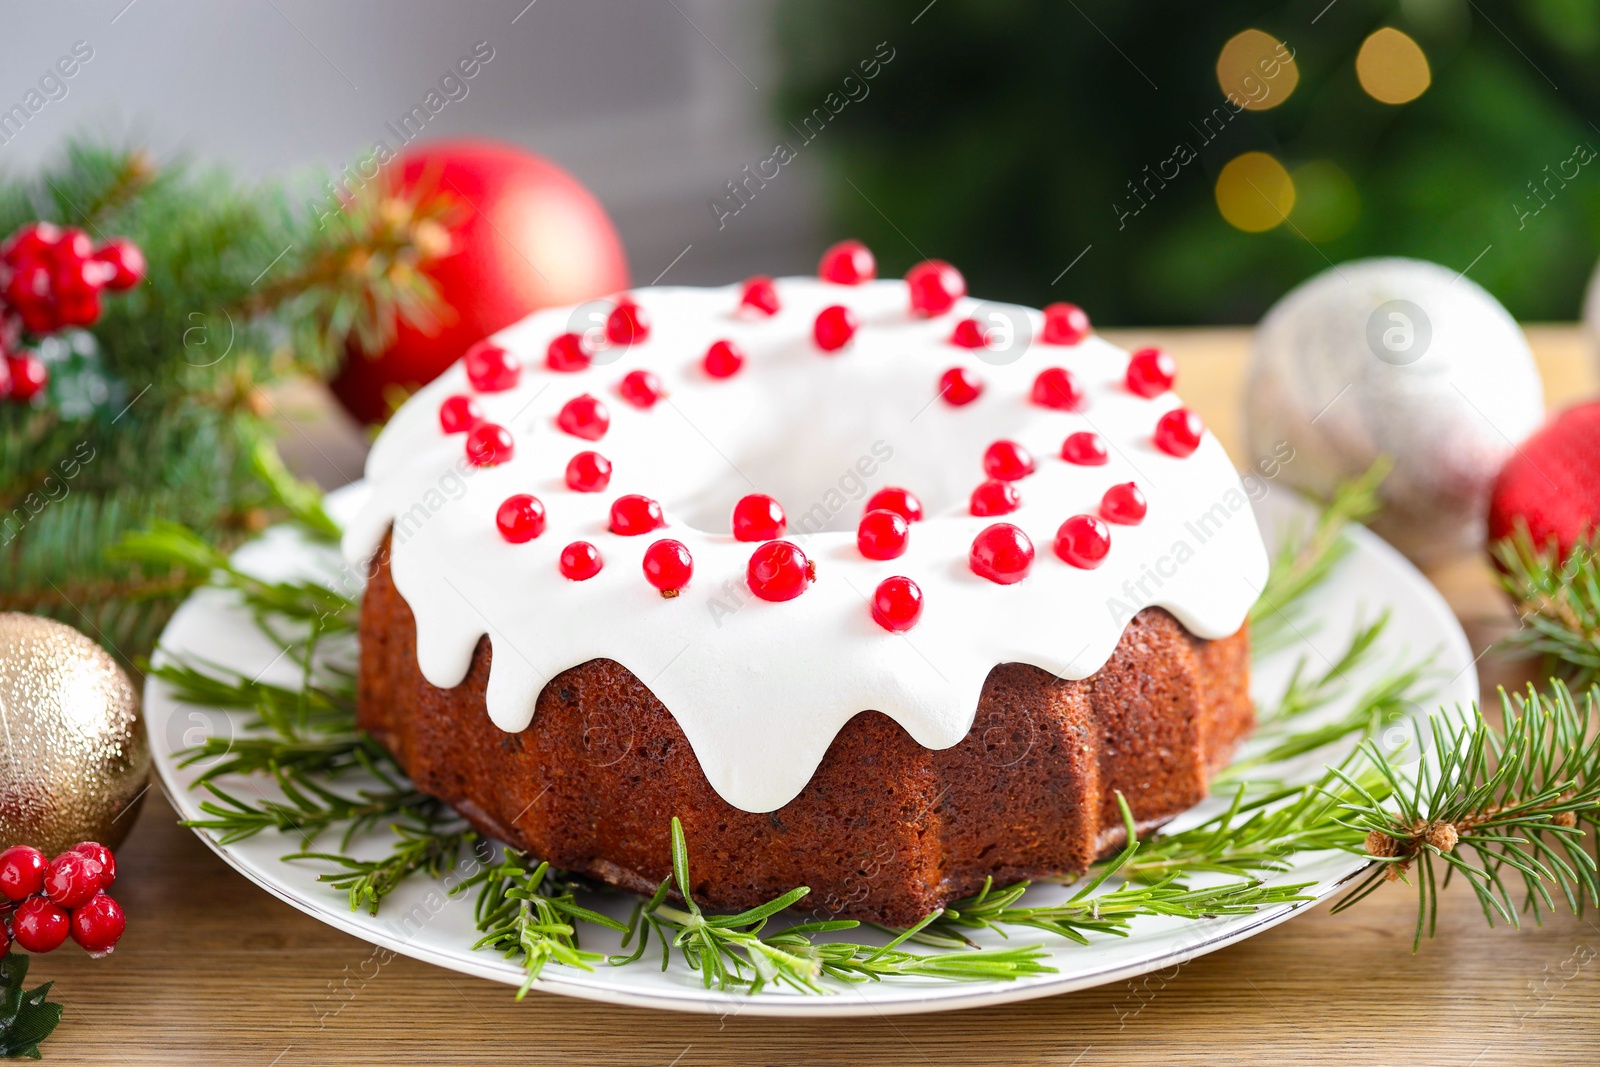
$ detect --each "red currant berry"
[865,487,923,523]
[732,494,786,541]
[746,541,814,602]
[1042,302,1091,345]
[0,845,46,901]
[610,494,665,536]
[546,331,591,373]
[739,276,781,315]
[704,338,745,378]
[970,479,1021,517]
[905,260,965,316]
[1126,347,1177,398]
[818,239,875,284]
[1055,514,1112,569]
[813,305,857,352]
[496,494,547,543]
[465,422,514,467]
[642,538,693,596]
[93,239,145,291]
[438,394,483,434]
[44,850,103,909]
[1031,367,1083,410]
[969,523,1034,585]
[871,576,924,632]
[857,508,910,560]
[4,355,45,402]
[606,299,650,345]
[983,440,1036,482]
[1154,408,1204,457]
[464,341,521,392]
[556,393,610,441]
[565,450,612,492]
[70,842,116,889]
[618,368,665,409]
[559,541,604,580]
[939,366,983,406]
[13,896,68,953]
[1100,482,1148,525]
[69,893,126,955]
[1061,431,1108,466]
[949,318,987,349]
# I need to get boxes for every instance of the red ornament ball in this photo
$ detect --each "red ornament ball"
[739,276,781,315]
[1488,400,1600,559]
[983,440,1036,482]
[865,487,923,523]
[857,508,910,560]
[70,893,126,954]
[556,393,610,440]
[606,299,650,346]
[905,260,965,316]
[1154,408,1204,457]
[747,541,814,602]
[464,341,521,392]
[642,539,693,596]
[819,239,875,285]
[939,366,983,406]
[617,368,665,409]
[559,541,604,581]
[732,494,786,541]
[970,523,1034,584]
[1061,431,1108,466]
[465,422,514,467]
[546,331,591,373]
[610,494,665,536]
[970,479,1021,517]
[13,896,69,953]
[813,305,858,352]
[496,494,547,543]
[565,450,612,492]
[1031,367,1083,411]
[1100,482,1148,525]
[438,394,483,434]
[1042,303,1091,345]
[1054,514,1112,569]
[871,576,924,632]
[1126,347,1177,398]
[704,339,745,379]
[0,846,46,901]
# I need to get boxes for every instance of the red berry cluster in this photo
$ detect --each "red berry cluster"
[0,841,125,957]
[0,222,145,406]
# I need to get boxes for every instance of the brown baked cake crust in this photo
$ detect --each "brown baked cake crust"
[357,534,1252,927]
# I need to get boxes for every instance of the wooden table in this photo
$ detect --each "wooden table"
[38,328,1599,1065]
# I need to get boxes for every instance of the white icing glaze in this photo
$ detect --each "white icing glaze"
[344,278,1268,813]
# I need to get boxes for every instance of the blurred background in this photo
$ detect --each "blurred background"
[5,0,1598,325]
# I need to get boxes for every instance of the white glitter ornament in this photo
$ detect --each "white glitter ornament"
[1244,257,1544,567]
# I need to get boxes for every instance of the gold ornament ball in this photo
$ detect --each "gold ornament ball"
[0,613,150,855]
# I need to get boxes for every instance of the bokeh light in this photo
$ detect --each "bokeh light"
[1215,152,1296,232]
[1356,28,1432,105]
[1216,29,1299,111]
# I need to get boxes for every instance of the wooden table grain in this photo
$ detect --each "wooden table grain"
[38,327,1600,1066]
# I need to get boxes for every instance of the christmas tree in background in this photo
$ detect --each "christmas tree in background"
[0,143,450,665]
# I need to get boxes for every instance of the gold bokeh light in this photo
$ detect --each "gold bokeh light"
[1215,152,1296,232]
[1356,28,1431,105]
[1216,29,1298,111]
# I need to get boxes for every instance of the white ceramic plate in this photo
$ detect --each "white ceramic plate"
[146,485,1476,1017]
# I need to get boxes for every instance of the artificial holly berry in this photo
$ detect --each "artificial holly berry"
[739,276,780,315]
[606,299,650,346]
[1061,431,1108,466]
[1126,347,1177,398]
[704,339,745,379]
[13,896,69,953]
[857,509,910,560]
[939,367,983,406]
[556,393,610,441]
[565,450,612,492]
[546,332,590,373]
[1100,482,1148,525]
[865,487,923,523]
[970,479,1021,517]
[1031,367,1083,410]
[747,541,814,601]
[969,523,1034,584]
[70,842,116,889]
[69,893,125,954]
[1154,408,1204,457]
[642,539,693,596]
[813,305,857,352]
[732,494,786,541]
[93,239,145,291]
[618,368,665,409]
[610,494,665,536]
[559,541,604,580]
[0,845,46,901]
[438,394,484,434]
[818,239,875,285]
[949,318,987,349]
[43,850,104,909]
[1042,302,1091,345]
[0,222,60,262]
[905,260,965,316]
[465,422,514,467]
[871,576,924,632]
[1488,400,1600,560]
[465,341,521,392]
[983,440,1036,481]
[1055,514,1112,569]
[496,494,547,543]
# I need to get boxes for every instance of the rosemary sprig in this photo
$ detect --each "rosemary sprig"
[290,822,478,915]
[1492,526,1600,689]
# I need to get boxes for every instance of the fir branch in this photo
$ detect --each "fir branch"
[1492,526,1600,689]
[292,823,478,916]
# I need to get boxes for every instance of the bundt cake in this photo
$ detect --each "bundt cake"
[343,252,1268,926]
